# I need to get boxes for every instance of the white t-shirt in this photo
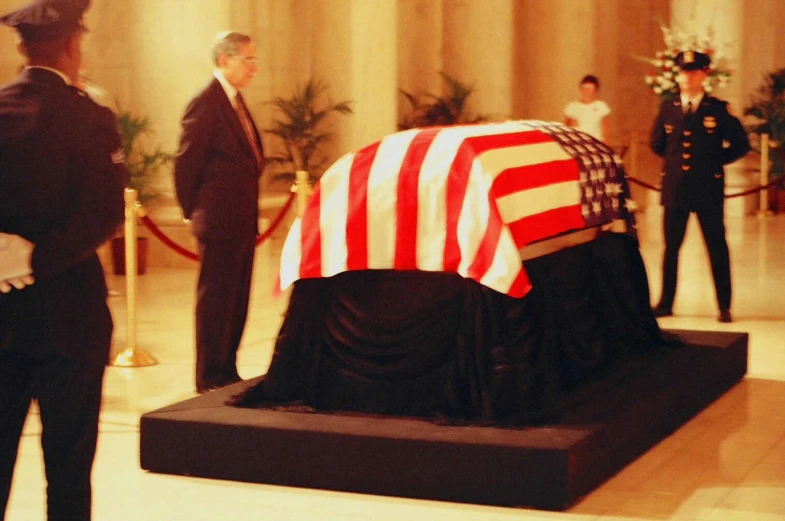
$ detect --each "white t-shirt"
[564,100,611,141]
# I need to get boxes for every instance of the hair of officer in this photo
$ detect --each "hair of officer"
[211,31,252,66]
[19,34,73,64]
[580,74,600,90]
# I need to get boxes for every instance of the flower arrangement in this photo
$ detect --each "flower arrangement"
[638,21,732,102]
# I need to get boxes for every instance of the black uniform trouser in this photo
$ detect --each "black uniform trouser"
[195,234,256,391]
[659,201,731,311]
[0,351,105,521]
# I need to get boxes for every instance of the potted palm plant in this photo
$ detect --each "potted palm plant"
[398,72,491,130]
[111,110,173,274]
[264,78,353,186]
[744,67,785,212]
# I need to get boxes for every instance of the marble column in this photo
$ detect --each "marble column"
[129,0,231,156]
[311,0,397,156]
[397,0,444,103]
[513,0,597,122]
[442,0,514,121]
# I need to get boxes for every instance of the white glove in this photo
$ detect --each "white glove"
[0,232,34,281]
[0,274,35,293]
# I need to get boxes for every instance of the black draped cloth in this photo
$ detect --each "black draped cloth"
[230,233,680,425]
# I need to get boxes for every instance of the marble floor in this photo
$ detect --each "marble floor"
[5,208,785,521]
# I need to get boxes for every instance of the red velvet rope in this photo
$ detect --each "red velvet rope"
[139,214,199,260]
[626,176,785,198]
[256,192,296,244]
[139,192,296,261]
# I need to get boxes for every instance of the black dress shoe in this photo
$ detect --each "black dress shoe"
[718,309,732,323]
[652,305,673,318]
[196,382,222,394]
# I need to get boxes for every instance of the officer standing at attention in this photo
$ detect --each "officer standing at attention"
[0,1,126,520]
[650,50,749,323]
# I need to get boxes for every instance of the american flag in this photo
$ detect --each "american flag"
[278,121,635,298]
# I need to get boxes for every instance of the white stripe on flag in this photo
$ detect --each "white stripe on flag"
[456,161,492,276]
[279,217,302,290]
[496,180,581,224]
[367,129,420,269]
[476,141,572,181]
[319,152,355,277]
[478,224,525,294]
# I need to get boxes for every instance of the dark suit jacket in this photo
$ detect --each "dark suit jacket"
[0,68,126,363]
[650,94,749,208]
[174,78,264,242]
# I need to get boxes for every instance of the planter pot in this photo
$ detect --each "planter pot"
[111,236,148,275]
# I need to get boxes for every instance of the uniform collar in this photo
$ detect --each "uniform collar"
[680,91,704,111]
[25,65,71,86]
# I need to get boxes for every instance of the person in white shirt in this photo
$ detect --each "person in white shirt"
[564,75,611,143]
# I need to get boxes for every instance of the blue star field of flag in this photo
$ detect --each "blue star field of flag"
[526,121,638,237]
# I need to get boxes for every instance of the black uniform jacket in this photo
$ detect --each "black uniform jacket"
[0,68,126,363]
[174,78,263,243]
[650,94,749,209]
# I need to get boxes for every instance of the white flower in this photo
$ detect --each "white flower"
[653,86,663,94]
[664,60,674,68]
[664,71,673,79]
[653,59,663,67]
[645,76,654,85]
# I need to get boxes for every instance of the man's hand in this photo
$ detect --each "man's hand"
[0,275,35,294]
[0,232,34,281]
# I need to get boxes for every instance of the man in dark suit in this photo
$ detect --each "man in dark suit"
[0,1,126,519]
[650,50,749,323]
[174,31,264,394]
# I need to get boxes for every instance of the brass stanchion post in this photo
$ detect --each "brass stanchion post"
[758,134,773,217]
[295,169,311,218]
[110,188,158,367]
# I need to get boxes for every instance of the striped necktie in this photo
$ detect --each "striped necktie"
[235,93,263,168]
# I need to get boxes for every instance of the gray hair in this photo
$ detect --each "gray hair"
[211,31,252,66]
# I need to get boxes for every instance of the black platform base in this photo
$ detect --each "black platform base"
[140,329,747,510]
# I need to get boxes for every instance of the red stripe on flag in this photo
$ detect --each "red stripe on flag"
[507,269,532,299]
[395,128,441,270]
[491,158,580,199]
[299,184,322,279]
[443,144,474,271]
[465,200,504,282]
[444,129,552,271]
[346,142,380,270]
[506,205,585,247]
[463,128,553,154]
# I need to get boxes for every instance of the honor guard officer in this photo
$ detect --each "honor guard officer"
[0,1,126,520]
[649,50,749,323]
